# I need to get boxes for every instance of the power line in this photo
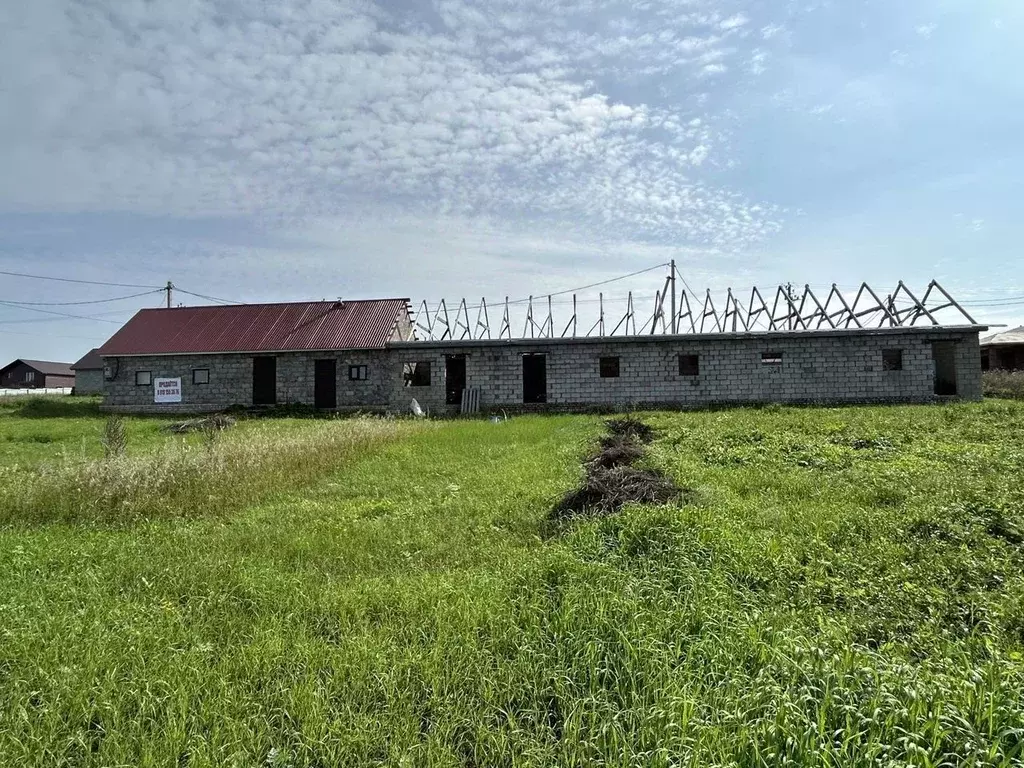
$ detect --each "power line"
[0,327,111,341]
[0,301,127,324]
[0,309,133,325]
[428,262,671,312]
[174,287,244,306]
[0,289,165,307]
[514,263,670,303]
[0,269,162,290]
[961,296,1024,307]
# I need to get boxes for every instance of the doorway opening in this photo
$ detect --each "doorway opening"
[445,355,466,406]
[252,356,277,405]
[523,354,547,404]
[932,341,958,396]
[314,359,337,409]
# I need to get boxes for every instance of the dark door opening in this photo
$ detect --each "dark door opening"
[523,354,547,404]
[445,355,466,406]
[252,356,277,406]
[314,359,337,409]
[932,341,958,396]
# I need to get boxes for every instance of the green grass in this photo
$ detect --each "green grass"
[1,403,1023,766]
[0,396,175,466]
[0,396,424,525]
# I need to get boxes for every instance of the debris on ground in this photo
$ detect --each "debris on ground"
[588,433,646,469]
[551,465,680,520]
[165,414,236,434]
[604,417,656,444]
[548,417,683,527]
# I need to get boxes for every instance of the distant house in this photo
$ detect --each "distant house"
[981,327,1024,371]
[71,348,105,395]
[0,359,76,390]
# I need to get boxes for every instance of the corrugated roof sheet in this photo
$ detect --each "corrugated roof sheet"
[981,326,1024,346]
[2,360,76,377]
[72,348,103,370]
[98,299,410,356]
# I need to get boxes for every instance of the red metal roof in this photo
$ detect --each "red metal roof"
[98,299,410,356]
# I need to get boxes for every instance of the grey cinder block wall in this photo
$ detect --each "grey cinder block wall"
[101,327,984,414]
[387,327,982,414]
[73,369,105,395]
[103,351,391,413]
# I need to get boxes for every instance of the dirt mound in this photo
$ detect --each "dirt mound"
[605,417,656,444]
[548,417,683,528]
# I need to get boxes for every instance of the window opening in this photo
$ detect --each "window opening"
[599,356,620,378]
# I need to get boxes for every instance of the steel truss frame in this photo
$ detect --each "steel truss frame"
[411,271,977,342]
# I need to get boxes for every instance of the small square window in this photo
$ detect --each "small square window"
[192,368,210,385]
[349,365,368,381]
[25,371,35,383]
[403,361,431,387]
[678,354,700,376]
[761,352,783,365]
[135,371,152,386]
[599,356,620,378]
[882,349,903,371]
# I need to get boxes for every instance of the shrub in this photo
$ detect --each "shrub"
[984,370,1024,400]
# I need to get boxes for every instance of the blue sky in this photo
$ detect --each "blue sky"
[1,0,1022,363]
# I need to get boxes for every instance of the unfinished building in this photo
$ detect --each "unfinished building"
[97,272,986,414]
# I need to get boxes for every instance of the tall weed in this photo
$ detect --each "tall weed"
[0,418,417,525]
[101,415,127,459]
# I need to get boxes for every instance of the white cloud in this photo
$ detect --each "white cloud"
[747,49,770,75]
[720,14,750,31]
[0,0,783,253]
[916,23,937,38]
[689,145,711,165]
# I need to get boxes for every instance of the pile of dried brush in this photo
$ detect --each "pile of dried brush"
[549,417,682,525]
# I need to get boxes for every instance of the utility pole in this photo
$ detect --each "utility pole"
[165,281,174,309]
[669,260,677,335]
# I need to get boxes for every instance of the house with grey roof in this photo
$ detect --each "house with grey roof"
[0,359,76,390]
[981,327,1024,371]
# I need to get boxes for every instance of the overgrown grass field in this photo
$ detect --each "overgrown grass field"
[1,397,1023,766]
[0,396,170,466]
[985,370,1024,400]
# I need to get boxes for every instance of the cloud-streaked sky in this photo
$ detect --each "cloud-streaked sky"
[2,0,1022,362]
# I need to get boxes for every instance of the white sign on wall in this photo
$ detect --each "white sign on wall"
[154,377,182,404]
